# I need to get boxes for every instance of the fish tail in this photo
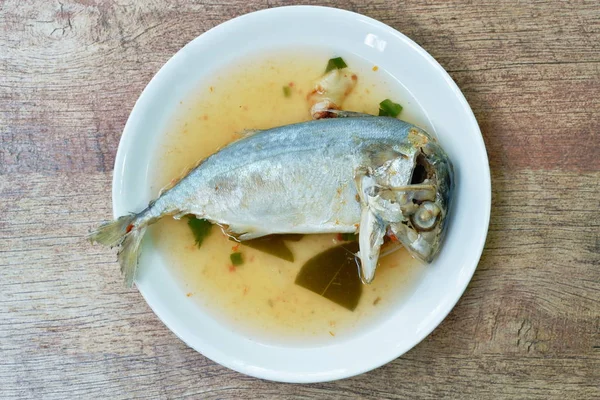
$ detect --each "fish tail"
[117,224,147,287]
[88,212,149,287]
[88,214,137,247]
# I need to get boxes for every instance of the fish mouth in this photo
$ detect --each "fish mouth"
[389,138,454,263]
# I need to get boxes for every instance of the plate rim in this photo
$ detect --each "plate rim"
[112,5,491,383]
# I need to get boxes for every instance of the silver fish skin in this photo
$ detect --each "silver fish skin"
[89,115,453,287]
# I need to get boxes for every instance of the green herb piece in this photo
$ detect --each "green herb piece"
[378,99,403,117]
[241,235,294,262]
[295,242,362,311]
[325,57,348,73]
[340,233,358,241]
[230,252,243,266]
[186,215,212,248]
[283,85,292,97]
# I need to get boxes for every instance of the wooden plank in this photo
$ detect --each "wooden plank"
[1,1,598,173]
[1,0,598,398]
[0,172,597,399]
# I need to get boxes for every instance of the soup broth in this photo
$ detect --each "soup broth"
[149,48,431,345]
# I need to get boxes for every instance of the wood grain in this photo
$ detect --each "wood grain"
[1,1,598,399]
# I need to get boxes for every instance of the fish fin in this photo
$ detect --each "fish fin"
[118,225,147,287]
[220,224,269,241]
[357,206,387,284]
[354,172,388,284]
[237,231,271,241]
[87,214,136,247]
[325,109,376,118]
[89,212,150,287]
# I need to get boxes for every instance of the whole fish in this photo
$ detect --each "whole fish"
[90,112,454,287]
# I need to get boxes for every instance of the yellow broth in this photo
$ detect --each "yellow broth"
[149,49,429,345]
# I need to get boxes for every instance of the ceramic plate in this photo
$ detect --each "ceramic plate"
[112,6,491,382]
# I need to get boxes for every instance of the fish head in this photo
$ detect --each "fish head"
[389,129,454,263]
[356,126,454,283]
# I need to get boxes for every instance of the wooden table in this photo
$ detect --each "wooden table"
[1,1,598,398]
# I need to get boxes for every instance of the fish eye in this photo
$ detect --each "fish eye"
[411,201,441,231]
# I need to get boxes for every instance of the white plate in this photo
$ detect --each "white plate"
[113,6,491,382]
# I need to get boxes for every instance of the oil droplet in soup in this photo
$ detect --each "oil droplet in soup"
[150,49,429,345]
